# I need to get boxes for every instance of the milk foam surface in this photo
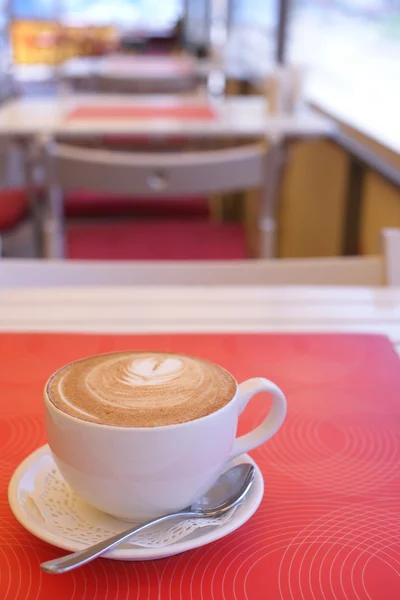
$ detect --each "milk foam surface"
[47,351,237,427]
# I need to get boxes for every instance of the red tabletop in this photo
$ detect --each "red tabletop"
[67,104,216,121]
[2,333,400,599]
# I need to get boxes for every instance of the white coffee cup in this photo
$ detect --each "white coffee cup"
[44,372,286,522]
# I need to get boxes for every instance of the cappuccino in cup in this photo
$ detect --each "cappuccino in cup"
[44,351,286,521]
[47,351,237,427]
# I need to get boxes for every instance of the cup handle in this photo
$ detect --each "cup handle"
[228,378,287,461]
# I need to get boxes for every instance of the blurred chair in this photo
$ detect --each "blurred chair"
[1,229,398,288]
[0,189,30,257]
[0,139,41,257]
[92,72,199,95]
[59,137,211,219]
[55,139,232,238]
[43,141,268,259]
[64,190,209,220]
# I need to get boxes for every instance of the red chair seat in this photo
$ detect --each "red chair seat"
[67,219,246,260]
[0,189,29,231]
[65,191,209,219]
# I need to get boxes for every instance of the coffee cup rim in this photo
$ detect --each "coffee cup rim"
[43,350,239,431]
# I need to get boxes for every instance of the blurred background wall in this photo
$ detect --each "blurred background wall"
[1,0,399,258]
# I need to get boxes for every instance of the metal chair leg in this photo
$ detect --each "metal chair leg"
[44,184,65,259]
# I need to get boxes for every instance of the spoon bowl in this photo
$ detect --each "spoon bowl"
[191,464,255,515]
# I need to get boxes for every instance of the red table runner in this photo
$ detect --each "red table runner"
[67,104,216,121]
[1,333,400,599]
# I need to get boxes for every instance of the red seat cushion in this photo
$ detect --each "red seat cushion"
[65,191,209,219]
[67,219,246,260]
[0,189,29,231]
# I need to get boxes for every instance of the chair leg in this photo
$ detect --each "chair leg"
[243,188,261,258]
[44,184,65,259]
[259,217,276,259]
[43,218,65,259]
[30,191,44,258]
[22,138,43,257]
[259,140,288,258]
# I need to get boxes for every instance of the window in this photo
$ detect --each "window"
[10,0,183,70]
[11,0,182,28]
[0,0,12,98]
[12,0,57,19]
[185,0,209,47]
[288,0,400,152]
[226,0,277,77]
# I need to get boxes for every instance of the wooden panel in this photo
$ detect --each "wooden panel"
[279,140,348,258]
[361,172,400,255]
[336,123,400,172]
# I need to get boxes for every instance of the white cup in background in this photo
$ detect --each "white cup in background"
[265,63,306,116]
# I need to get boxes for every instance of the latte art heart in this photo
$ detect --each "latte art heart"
[47,351,236,427]
[118,356,186,387]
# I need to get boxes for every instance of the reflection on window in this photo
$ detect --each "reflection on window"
[12,0,56,19]
[185,0,209,47]
[287,0,400,149]
[0,0,12,98]
[232,0,276,29]
[226,0,277,76]
[11,0,182,28]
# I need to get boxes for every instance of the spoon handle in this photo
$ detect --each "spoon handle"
[41,511,190,574]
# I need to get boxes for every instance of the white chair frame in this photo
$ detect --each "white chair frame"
[43,141,269,259]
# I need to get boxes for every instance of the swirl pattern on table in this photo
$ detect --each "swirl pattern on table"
[277,500,400,600]
[255,412,400,495]
[0,415,45,478]
[2,332,400,599]
[47,351,236,427]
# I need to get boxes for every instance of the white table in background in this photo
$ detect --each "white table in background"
[0,95,335,259]
[0,94,334,140]
[0,286,399,352]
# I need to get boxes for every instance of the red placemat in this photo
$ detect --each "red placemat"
[67,104,216,121]
[2,333,400,599]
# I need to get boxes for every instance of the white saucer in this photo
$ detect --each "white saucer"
[8,445,264,561]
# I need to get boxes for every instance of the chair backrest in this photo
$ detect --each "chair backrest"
[0,255,390,288]
[45,142,267,197]
[93,73,199,95]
